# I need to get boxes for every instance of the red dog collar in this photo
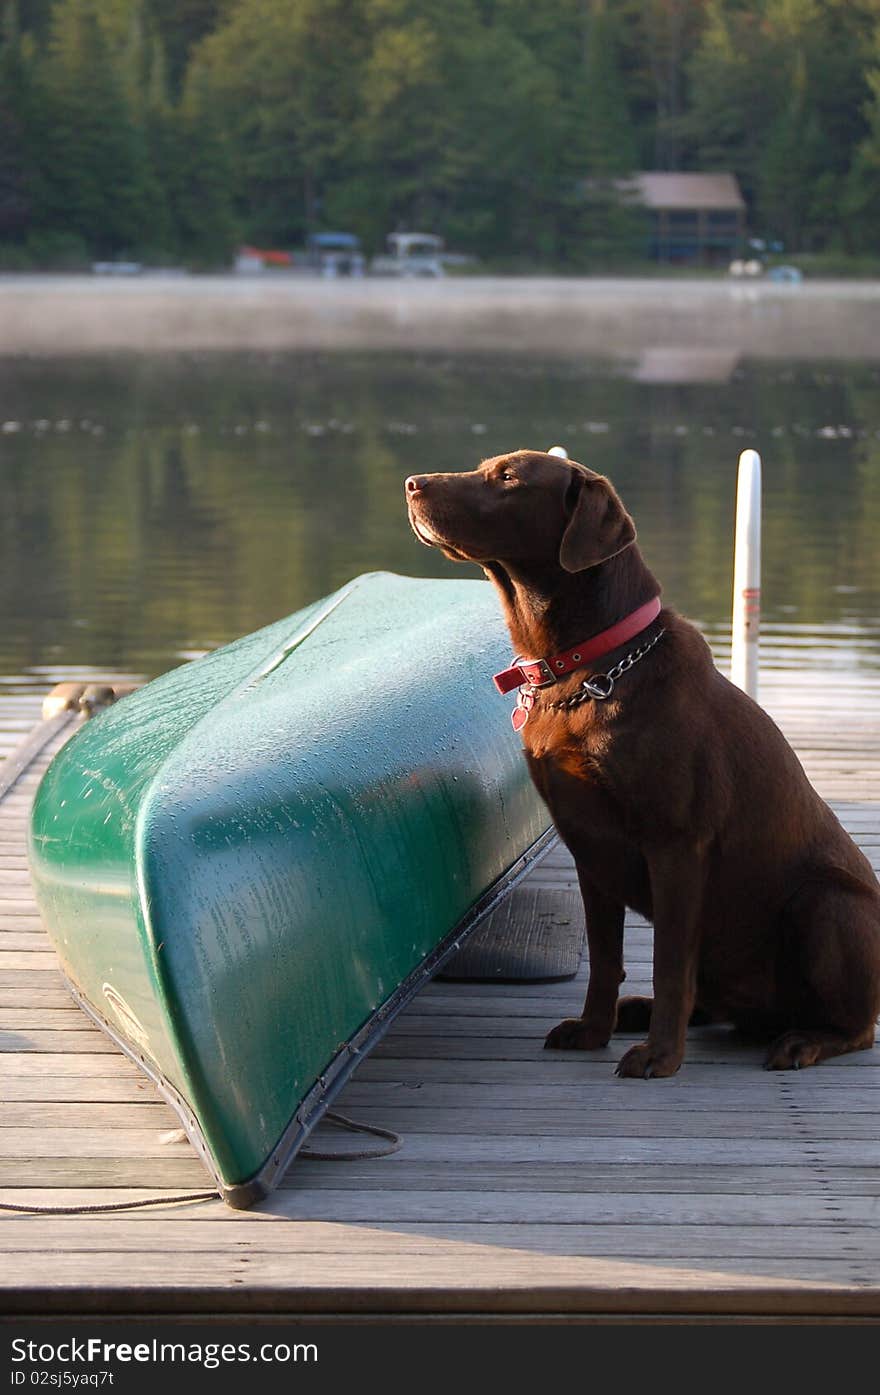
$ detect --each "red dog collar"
[492,597,662,695]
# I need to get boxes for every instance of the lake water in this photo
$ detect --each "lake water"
[1,281,878,699]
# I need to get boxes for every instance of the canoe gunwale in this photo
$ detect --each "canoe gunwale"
[59,823,559,1209]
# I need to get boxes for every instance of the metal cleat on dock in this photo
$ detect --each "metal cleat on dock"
[78,684,118,715]
[42,681,132,721]
[41,682,87,720]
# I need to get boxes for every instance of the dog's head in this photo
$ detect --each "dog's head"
[405,450,636,573]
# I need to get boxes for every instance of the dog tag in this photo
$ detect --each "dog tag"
[512,686,534,731]
[511,706,529,731]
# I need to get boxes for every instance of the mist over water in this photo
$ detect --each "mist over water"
[3,275,880,360]
[0,280,878,693]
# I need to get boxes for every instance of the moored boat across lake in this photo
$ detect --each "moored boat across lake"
[27,572,554,1207]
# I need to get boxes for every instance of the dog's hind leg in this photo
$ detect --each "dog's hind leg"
[765,879,880,1070]
[614,996,653,1032]
[764,1024,876,1070]
[545,870,624,1051]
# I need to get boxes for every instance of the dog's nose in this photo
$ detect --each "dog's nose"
[405,475,427,495]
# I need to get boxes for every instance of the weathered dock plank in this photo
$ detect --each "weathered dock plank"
[5,1250,880,1317]
[1,1216,877,1263]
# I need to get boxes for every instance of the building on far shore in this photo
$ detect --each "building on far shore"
[623,173,747,265]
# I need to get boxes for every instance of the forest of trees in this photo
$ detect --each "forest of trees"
[1,0,879,270]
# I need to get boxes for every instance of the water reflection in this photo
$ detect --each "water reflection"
[0,350,878,685]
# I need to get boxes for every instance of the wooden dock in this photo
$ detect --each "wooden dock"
[1,670,879,1322]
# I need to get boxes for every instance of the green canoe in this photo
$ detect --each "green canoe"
[28,572,554,1207]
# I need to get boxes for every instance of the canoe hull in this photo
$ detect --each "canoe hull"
[28,573,554,1205]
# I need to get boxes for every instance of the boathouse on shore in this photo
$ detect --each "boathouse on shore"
[626,172,747,265]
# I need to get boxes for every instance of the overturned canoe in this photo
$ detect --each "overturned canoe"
[28,572,554,1206]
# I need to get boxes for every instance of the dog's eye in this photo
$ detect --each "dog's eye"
[500,471,517,483]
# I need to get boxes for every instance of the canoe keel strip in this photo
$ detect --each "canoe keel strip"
[28,573,556,1207]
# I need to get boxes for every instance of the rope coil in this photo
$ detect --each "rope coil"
[0,1112,401,1214]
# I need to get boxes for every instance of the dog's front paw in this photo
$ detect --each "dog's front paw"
[544,1017,610,1051]
[615,1041,682,1079]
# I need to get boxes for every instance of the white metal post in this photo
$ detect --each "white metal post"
[730,448,762,700]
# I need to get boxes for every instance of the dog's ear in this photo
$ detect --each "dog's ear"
[559,468,637,573]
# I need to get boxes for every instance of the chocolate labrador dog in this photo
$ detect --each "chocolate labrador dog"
[405,450,880,1077]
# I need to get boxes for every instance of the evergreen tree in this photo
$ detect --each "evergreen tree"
[15,0,53,40]
[620,0,709,169]
[146,0,230,95]
[172,64,238,264]
[580,1,639,177]
[687,1,780,211]
[757,48,823,249]
[844,21,880,254]
[114,2,176,259]
[0,3,33,243]
[138,29,177,258]
[38,0,153,256]
[576,1,643,264]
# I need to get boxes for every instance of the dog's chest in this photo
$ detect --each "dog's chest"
[523,707,650,837]
[524,741,650,910]
[524,720,625,829]
[522,704,619,785]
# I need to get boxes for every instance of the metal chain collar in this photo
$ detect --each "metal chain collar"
[542,628,667,711]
